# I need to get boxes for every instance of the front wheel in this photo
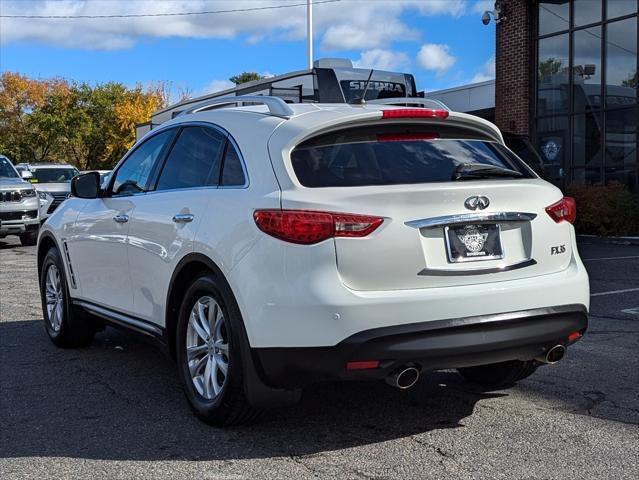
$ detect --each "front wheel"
[458,360,537,388]
[176,274,259,426]
[40,247,95,347]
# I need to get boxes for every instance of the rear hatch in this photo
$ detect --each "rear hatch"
[276,120,574,291]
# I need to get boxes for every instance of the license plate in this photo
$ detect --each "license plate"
[445,224,503,263]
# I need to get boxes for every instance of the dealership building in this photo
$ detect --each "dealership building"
[428,0,638,192]
[143,0,637,193]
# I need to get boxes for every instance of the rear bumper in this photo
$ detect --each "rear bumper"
[251,304,588,388]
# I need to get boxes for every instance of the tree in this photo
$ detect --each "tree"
[538,58,564,79]
[622,71,637,89]
[229,72,264,85]
[0,72,167,168]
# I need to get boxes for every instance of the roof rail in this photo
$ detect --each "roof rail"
[179,95,295,118]
[367,97,450,111]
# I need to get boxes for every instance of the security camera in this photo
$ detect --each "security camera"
[481,11,491,25]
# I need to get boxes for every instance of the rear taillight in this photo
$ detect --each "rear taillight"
[253,210,384,245]
[545,197,576,224]
[381,108,449,119]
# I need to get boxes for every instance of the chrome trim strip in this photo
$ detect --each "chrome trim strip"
[405,211,537,229]
[417,258,537,276]
[73,300,163,338]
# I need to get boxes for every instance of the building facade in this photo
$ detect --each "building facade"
[497,0,638,191]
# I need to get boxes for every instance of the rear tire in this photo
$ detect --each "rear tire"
[176,274,260,426]
[40,247,95,348]
[19,230,38,246]
[458,360,537,388]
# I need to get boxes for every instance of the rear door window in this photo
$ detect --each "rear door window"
[291,125,533,188]
[156,126,225,191]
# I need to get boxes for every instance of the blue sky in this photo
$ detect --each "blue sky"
[0,1,496,98]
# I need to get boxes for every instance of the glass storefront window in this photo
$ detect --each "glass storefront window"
[573,27,603,111]
[538,34,570,116]
[539,1,570,35]
[606,108,637,167]
[574,0,602,26]
[572,168,604,184]
[537,116,570,187]
[606,18,637,107]
[574,112,603,167]
[607,0,638,19]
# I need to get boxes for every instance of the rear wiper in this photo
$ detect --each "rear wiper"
[452,162,523,181]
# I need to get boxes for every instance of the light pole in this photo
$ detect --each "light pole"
[307,0,313,69]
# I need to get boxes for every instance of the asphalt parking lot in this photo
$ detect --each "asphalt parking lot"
[1,236,638,479]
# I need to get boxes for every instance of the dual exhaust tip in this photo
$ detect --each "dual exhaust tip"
[384,345,567,389]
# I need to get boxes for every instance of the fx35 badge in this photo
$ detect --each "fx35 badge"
[551,244,566,255]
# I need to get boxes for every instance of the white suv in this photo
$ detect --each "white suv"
[38,97,589,425]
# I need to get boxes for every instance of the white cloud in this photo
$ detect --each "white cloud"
[416,44,456,72]
[353,49,410,71]
[471,55,495,82]
[0,0,484,51]
[200,79,234,95]
[472,0,495,14]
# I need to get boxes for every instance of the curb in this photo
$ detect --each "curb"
[577,235,639,246]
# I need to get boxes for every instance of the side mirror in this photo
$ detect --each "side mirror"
[20,170,33,180]
[71,172,101,199]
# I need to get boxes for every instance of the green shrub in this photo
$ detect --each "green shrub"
[567,182,639,236]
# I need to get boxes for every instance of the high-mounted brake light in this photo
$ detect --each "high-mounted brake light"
[253,210,384,245]
[377,133,440,142]
[545,197,576,224]
[382,108,449,119]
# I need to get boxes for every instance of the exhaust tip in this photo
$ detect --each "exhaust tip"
[545,344,566,364]
[536,344,566,364]
[386,366,420,389]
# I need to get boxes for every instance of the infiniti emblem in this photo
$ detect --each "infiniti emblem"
[464,196,490,211]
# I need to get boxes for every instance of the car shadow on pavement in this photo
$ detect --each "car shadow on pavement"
[0,319,503,462]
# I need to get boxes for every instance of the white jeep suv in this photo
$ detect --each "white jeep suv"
[38,97,589,425]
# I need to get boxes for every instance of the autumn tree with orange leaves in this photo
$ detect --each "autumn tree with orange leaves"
[0,72,167,169]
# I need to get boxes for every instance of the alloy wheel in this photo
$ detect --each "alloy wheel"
[45,264,63,332]
[186,296,230,400]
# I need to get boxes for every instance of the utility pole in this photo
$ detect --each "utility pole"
[307,0,313,69]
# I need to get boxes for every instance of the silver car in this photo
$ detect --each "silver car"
[0,155,40,245]
[15,163,80,215]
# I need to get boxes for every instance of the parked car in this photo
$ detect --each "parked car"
[37,97,589,426]
[0,155,40,245]
[16,163,80,214]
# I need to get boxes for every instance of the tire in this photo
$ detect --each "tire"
[176,274,260,426]
[40,246,95,348]
[19,230,38,246]
[458,360,538,388]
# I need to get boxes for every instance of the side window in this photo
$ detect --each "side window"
[156,126,224,191]
[220,142,246,186]
[111,130,174,196]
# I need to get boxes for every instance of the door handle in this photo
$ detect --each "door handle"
[173,213,194,223]
[113,214,129,223]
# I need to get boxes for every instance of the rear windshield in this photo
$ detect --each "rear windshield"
[291,125,534,188]
[31,167,79,183]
